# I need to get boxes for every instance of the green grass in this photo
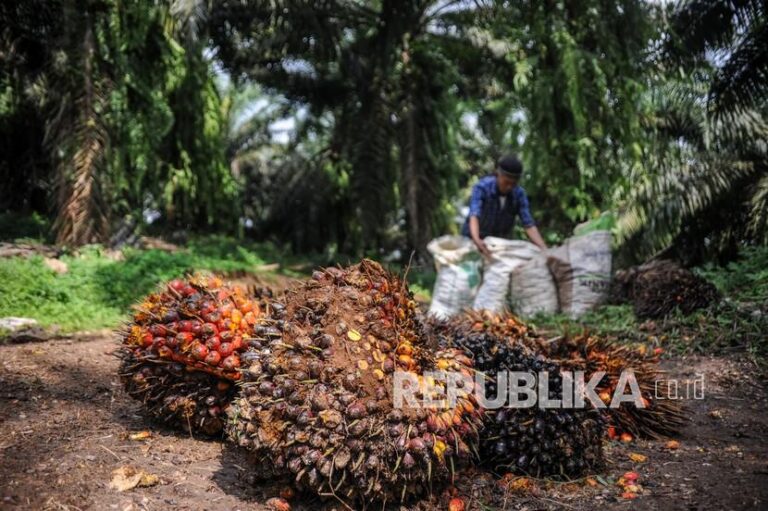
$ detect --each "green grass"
[531,247,768,362]
[0,237,309,332]
[0,230,434,333]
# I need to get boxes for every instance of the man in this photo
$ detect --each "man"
[461,154,547,257]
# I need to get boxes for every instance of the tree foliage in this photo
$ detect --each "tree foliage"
[1,0,236,246]
[1,0,766,264]
[616,0,768,264]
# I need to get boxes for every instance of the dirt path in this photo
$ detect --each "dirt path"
[1,336,766,510]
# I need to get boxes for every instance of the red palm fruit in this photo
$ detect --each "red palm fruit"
[151,336,166,351]
[220,330,233,342]
[190,321,204,336]
[231,309,243,325]
[203,311,221,323]
[219,318,234,331]
[191,342,208,361]
[179,320,195,333]
[220,302,234,318]
[168,279,185,292]
[243,311,257,325]
[141,332,154,348]
[199,300,215,315]
[239,301,253,313]
[205,351,222,366]
[221,354,240,371]
[165,336,178,349]
[230,335,243,351]
[165,321,179,333]
[158,346,173,358]
[206,335,221,351]
[202,323,218,336]
[149,324,167,337]
[216,289,230,301]
[219,342,233,357]
[182,285,196,296]
[176,332,195,345]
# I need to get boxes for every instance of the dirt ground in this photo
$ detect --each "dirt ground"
[1,334,766,511]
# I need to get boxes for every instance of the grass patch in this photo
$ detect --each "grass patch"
[530,247,768,363]
[0,237,311,332]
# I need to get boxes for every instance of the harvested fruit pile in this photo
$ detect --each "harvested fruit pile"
[611,259,720,319]
[426,318,605,478]
[118,275,272,436]
[432,311,686,442]
[117,262,688,506]
[227,260,483,502]
[547,333,686,440]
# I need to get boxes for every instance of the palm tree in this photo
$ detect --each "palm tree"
[616,0,768,262]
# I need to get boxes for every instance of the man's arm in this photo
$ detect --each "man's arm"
[524,225,547,250]
[467,183,491,258]
[469,216,491,258]
[518,188,547,250]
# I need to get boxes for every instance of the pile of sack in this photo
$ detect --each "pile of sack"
[427,227,612,319]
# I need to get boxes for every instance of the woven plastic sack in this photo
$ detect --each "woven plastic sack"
[472,237,540,313]
[427,235,482,318]
[547,231,612,318]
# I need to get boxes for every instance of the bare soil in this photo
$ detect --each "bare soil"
[1,335,766,510]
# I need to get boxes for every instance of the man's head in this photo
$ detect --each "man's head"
[495,154,522,194]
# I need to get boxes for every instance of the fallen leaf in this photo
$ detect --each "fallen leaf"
[109,466,159,492]
[129,431,151,441]
[665,440,680,450]
[629,453,647,463]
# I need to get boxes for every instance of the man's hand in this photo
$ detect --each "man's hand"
[473,237,492,259]
[468,216,492,258]
[524,226,548,251]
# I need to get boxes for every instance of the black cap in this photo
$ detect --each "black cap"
[497,154,523,177]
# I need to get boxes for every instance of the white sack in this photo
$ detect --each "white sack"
[509,254,559,317]
[472,237,540,313]
[547,230,612,318]
[427,235,482,319]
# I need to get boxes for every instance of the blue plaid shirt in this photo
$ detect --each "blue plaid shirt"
[461,175,536,238]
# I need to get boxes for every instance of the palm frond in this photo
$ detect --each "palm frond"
[671,0,764,55]
[748,172,768,243]
[617,155,756,257]
[709,19,768,117]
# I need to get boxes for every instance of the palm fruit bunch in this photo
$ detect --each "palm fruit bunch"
[547,333,686,440]
[118,275,271,436]
[610,259,720,319]
[426,318,604,478]
[227,260,483,503]
[449,310,545,354]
